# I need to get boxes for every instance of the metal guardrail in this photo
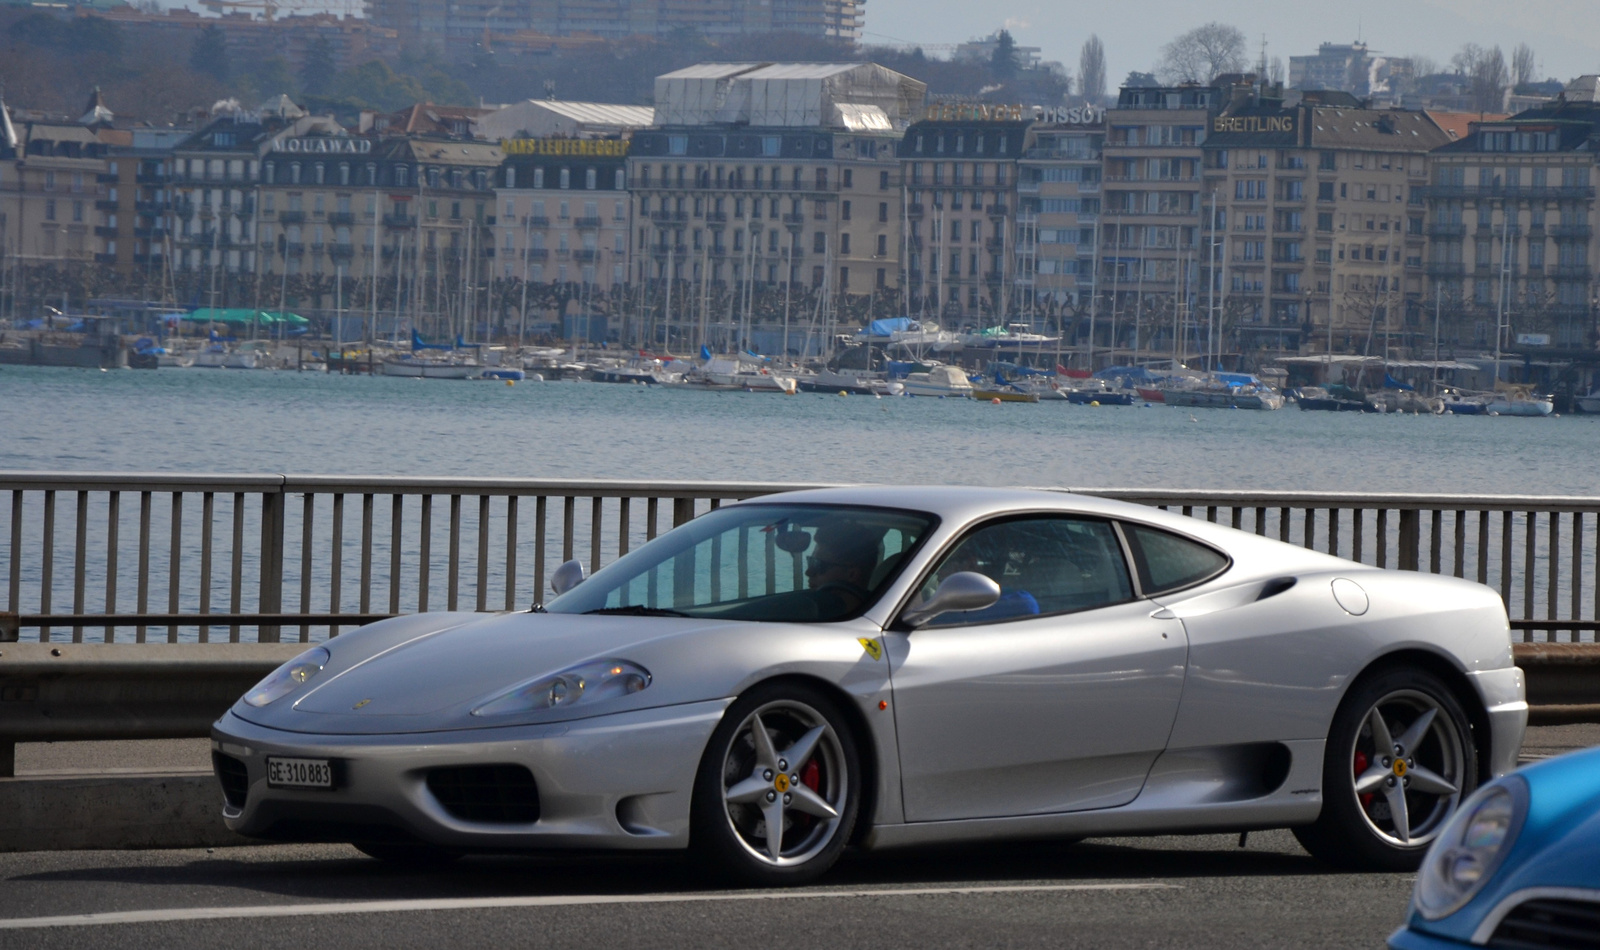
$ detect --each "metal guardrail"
[5,475,1600,644]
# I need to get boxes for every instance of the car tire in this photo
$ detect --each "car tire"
[1294,666,1478,871]
[353,840,463,868]
[691,681,862,886]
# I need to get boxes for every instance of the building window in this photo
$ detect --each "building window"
[669,135,689,156]
[614,169,625,190]
[841,200,851,221]
[45,199,56,220]
[813,231,826,253]
[586,168,597,190]
[560,168,571,189]
[840,233,851,255]
[877,234,887,256]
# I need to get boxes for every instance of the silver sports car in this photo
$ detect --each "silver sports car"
[212,487,1527,884]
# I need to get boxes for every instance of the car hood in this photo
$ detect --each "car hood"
[230,610,884,735]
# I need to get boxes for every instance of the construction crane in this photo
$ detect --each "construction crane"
[198,0,360,22]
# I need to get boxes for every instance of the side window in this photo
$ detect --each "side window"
[923,517,1133,626]
[1121,523,1229,595]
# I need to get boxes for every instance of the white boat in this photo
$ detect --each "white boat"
[795,368,903,396]
[1484,388,1554,417]
[381,357,479,379]
[683,357,797,393]
[960,324,1063,350]
[1576,392,1600,413]
[190,344,258,369]
[590,357,684,386]
[901,364,974,398]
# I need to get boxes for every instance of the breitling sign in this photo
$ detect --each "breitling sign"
[272,137,373,153]
[923,102,1028,122]
[1213,114,1297,134]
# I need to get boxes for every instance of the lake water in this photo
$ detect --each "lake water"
[2,364,1598,495]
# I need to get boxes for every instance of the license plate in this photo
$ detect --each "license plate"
[266,757,333,789]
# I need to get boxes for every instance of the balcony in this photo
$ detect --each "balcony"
[1551,225,1591,240]
[310,242,326,255]
[1426,222,1466,238]
[382,213,415,228]
[279,210,306,224]
[1016,181,1041,194]
[328,212,356,226]
[1422,184,1597,200]
[1424,262,1464,278]
[330,243,355,260]
[651,244,690,257]
[1554,266,1591,281]
[283,243,304,256]
[906,203,925,218]
[574,249,600,262]
[524,248,550,260]
[781,213,805,226]
[986,204,1010,217]
[94,226,118,238]
[575,216,603,229]
[985,237,1006,252]
[649,210,674,223]
[525,215,551,228]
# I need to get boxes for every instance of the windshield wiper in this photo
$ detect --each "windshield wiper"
[583,605,692,617]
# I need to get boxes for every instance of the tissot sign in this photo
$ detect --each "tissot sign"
[272,137,373,154]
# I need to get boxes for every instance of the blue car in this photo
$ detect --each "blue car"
[1389,744,1600,949]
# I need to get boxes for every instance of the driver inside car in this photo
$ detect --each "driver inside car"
[924,531,1041,625]
[803,519,886,613]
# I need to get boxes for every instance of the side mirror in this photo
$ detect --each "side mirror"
[550,559,586,596]
[900,571,1001,628]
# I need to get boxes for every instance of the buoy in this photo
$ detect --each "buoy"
[1089,400,1100,407]
[838,390,848,396]
[991,397,1002,405]
[505,379,514,387]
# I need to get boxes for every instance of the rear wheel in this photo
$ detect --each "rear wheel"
[1294,667,1477,871]
[691,682,861,886]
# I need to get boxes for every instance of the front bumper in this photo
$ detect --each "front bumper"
[1465,666,1527,778]
[211,697,731,851]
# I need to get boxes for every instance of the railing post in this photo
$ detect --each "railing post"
[0,741,12,779]
[673,497,696,528]
[259,489,286,643]
[0,611,18,642]
[1399,509,1420,571]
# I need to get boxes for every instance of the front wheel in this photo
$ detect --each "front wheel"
[691,682,861,886]
[1294,667,1478,870]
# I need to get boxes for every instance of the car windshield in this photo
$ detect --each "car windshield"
[545,503,937,623]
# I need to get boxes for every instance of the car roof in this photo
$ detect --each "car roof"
[730,485,1166,526]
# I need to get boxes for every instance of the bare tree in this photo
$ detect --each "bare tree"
[1078,35,1107,102]
[1511,42,1536,88]
[1157,22,1248,84]
[1451,44,1509,111]
[1407,53,1439,79]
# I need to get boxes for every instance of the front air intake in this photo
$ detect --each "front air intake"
[212,751,250,808]
[426,765,540,824]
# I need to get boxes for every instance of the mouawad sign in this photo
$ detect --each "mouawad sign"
[271,137,374,154]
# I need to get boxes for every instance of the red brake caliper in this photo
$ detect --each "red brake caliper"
[1354,750,1373,809]
[802,760,820,791]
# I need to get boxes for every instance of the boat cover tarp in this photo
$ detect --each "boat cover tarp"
[1092,365,1163,383]
[862,317,915,338]
[184,308,309,326]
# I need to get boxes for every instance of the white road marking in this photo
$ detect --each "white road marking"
[0,883,1179,930]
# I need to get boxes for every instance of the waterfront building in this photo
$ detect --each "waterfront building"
[1201,86,1448,359]
[1424,76,1600,351]
[169,97,345,279]
[627,63,923,309]
[1016,107,1105,315]
[496,136,632,294]
[896,107,1029,322]
[1100,82,1223,356]
[102,126,191,279]
[0,91,114,275]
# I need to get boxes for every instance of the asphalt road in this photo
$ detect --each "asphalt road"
[7,725,1594,949]
[0,830,1415,950]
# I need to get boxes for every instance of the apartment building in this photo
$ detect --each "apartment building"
[1100,83,1222,353]
[0,97,109,269]
[1202,88,1448,357]
[497,137,632,291]
[1017,108,1105,312]
[1424,76,1600,350]
[102,127,191,277]
[627,63,923,300]
[897,111,1028,321]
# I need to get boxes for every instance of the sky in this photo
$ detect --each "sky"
[860,0,1600,86]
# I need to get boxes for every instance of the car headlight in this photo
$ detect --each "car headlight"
[242,646,330,707]
[1414,778,1528,920]
[471,659,652,718]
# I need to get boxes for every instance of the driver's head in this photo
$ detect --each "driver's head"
[805,519,882,590]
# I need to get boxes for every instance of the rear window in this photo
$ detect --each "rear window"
[1121,523,1229,595]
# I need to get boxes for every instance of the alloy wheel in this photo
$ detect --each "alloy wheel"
[719,699,848,867]
[1348,688,1467,847]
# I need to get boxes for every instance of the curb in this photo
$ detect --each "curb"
[0,771,249,852]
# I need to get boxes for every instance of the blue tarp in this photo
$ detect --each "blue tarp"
[861,317,915,338]
[1384,373,1415,391]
